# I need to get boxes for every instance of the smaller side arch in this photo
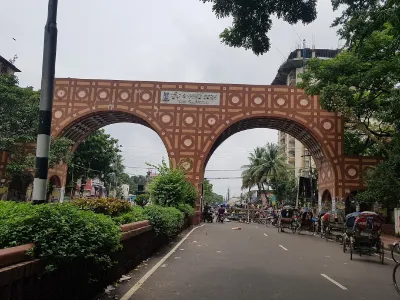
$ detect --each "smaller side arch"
[320,189,332,211]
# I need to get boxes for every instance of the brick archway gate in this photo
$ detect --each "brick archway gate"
[50,78,382,222]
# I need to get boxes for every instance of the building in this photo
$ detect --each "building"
[0,55,20,75]
[120,184,129,200]
[75,177,106,198]
[272,47,339,178]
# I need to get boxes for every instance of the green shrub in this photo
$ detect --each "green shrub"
[177,203,195,218]
[148,160,198,207]
[112,206,147,225]
[71,197,131,216]
[143,205,184,238]
[135,194,150,207]
[0,201,121,272]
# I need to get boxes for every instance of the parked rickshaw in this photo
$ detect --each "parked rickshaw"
[324,210,345,242]
[297,208,314,234]
[278,206,295,233]
[342,212,360,252]
[343,211,384,264]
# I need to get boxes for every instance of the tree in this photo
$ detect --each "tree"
[331,0,400,51]
[202,0,317,55]
[120,174,148,194]
[202,179,213,204]
[298,26,400,156]
[269,169,297,206]
[0,75,72,182]
[202,179,224,205]
[0,75,40,152]
[241,143,287,201]
[135,193,150,207]
[148,160,198,207]
[357,137,400,209]
[67,129,122,195]
[241,146,267,197]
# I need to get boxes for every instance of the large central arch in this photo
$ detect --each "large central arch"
[48,78,382,222]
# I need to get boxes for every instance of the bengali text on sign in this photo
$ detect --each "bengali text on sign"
[160,91,220,106]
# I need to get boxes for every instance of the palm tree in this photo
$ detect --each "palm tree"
[241,147,266,200]
[241,143,288,205]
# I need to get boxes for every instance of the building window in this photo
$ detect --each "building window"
[305,160,311,169]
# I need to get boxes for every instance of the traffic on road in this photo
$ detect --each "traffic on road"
[102,207,399,300]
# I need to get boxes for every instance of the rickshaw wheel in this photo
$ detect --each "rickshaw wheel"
[350,241,353,260]
[392,263,400,295]
[380,242,385,264]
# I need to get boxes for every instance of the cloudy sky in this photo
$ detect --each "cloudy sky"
[1,0,340,198]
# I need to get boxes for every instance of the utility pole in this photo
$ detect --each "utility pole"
[32,0,59,203]
[227,188,230,203]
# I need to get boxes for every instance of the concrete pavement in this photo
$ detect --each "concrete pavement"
[101,223,399,300]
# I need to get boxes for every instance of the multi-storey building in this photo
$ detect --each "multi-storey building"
[272,47,339,178]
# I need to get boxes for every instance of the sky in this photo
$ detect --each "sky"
[1,0,340,198]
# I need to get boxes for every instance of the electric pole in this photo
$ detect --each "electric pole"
[32,0,59,203]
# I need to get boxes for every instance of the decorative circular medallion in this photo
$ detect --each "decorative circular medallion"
[56,89,66,98]
[348,168,357,177]
[323,121,332,130]
[232,96,240,104]
[254,97,263,105]
[299,98,309,106]
[276,98,286,106]
[98,90,108,99]
[183,114,196,126]
[142,93,150,101]
[179,158,193,171]
[183,138,193,147]
[185,116,193,124]
[77,90,87,98]
[120,91,129,100]
[54,111,62,119]
[208,117,216,125]
[161,114,171,123]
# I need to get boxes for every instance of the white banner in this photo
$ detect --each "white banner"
[160,91,220,106]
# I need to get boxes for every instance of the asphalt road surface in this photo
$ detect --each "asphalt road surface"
[112,222,398,300]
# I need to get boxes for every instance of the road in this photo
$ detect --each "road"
[107,222,398,300]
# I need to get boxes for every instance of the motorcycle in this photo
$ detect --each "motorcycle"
[203,210,213,223]
[217,213,225,223]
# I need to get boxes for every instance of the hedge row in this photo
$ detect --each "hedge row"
[0,201,121,272]
[0,199,195,273]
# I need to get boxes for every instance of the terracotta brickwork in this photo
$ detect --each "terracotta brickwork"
[43,78,379,217]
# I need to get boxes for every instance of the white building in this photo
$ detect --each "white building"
[272,47,339,178]
[120,184,129,200]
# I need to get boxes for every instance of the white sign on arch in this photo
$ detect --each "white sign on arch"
[160,91,220,106]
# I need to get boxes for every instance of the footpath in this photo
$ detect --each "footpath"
[382,233,398,250]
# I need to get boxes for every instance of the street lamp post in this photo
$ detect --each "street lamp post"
[32,0,59,203]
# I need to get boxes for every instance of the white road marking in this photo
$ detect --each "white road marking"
[279,245,288,251]
[120,224,205,300]
[264,233,268,237]
[374,254,393,261]
[321,274,348,290]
